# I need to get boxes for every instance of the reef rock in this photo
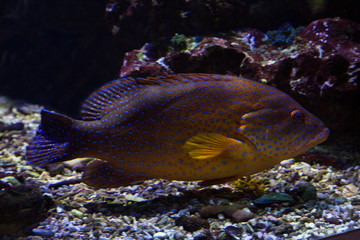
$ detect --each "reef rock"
[0,183,53,236]
[119,18,360,139]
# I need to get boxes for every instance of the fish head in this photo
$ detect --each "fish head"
[284,109,329,155]
[238,94,329,160]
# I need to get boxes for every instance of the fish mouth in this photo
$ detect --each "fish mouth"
[300,127,330,152]
[311,127,330,145]
[289,127,330,154]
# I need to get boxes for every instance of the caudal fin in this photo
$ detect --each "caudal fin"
[26,110,74,167]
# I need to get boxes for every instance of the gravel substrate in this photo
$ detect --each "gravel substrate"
[0,95,359,240]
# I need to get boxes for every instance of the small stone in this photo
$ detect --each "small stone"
[280,159,295,166]
[16,105,32,115]
[199,205,223,218]
[317,192,328,199]
[175,216,210,232]
[47,163,65,177]
[267,215,282,224]
[125,194,146,202]
[222,204,244,218]
[32,228,55,237]
[325,217,342,225]
[218,232,227,240]
[71,209,84,218]
[224,226,243,240]
[274,223,293,235]
[333,196,347,205]
[306,222,316,228]
[19,165,34,171]
[154,232,168,239]
[1,176,21,186]
[193,233,215,240]
[48,178,82,189]
[0,122,24,132]
[254,192,294,206]
[83,216,93,223]
[255,220,268,229]
[123,215,132,224]
[157,216,170,225]
[174,231,185,240]
[293,182,317,202]
[81,226,92,232]
[68,226,79,232]
[25,171,40,178]
[103,227,117,233]
[72,162,86,172]
[99,237,110,240]
[231,209,255,223]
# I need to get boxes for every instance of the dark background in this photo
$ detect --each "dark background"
[1,0,359,117]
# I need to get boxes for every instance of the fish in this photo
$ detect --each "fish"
[25,73,329,188]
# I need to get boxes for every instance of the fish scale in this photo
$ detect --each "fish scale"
[26,73,329,188]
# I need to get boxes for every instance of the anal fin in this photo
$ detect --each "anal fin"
[82,160,144,188]
[199,175,240,186]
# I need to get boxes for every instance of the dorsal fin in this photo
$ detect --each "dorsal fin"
[80,73,239,120]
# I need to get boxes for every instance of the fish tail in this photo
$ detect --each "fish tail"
[26,110,75,167]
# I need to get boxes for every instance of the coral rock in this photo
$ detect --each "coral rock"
[0,184,53,236]
[119,18,360,139]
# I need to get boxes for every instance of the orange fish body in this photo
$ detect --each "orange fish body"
[26,74,329,187]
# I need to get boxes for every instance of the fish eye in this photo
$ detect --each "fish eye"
[291,110,306,122]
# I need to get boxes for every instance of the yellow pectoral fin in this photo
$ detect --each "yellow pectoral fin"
[183,133,258,161]
[183,133,229,159]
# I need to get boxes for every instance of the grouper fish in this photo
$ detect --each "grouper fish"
[26,74,329,187]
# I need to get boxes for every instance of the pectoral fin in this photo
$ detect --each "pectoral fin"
[183,133,258,161]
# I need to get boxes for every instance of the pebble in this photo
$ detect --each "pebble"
[274,223,293,235]
[83,216,94,223]
[157,216,170,225]
[333,196,347,204]
[175,216,209,232]
[25,170,40,178]
[193,233,214,240]
[0,176,21,186]
[224,226,243,240]
[103,227,117,233]
[48,163,65,176]
[71,209,84,218]
[317,192,328,199]
[267,215,282,224]
[154,232,168,239]
[32,228,55,237]
[199,205,222,218]
[174,231,185,240]
[0,122,24,132]
[254,220,267,229]
[231,209,255,223]
[325,217,342,225]
[293,182,317,202]
[280,159,295,166]
[306,222,316,228]
[254,192,294,205]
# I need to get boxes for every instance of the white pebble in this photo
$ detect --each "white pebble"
[306,222,315,228]
[154,232,168,239]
